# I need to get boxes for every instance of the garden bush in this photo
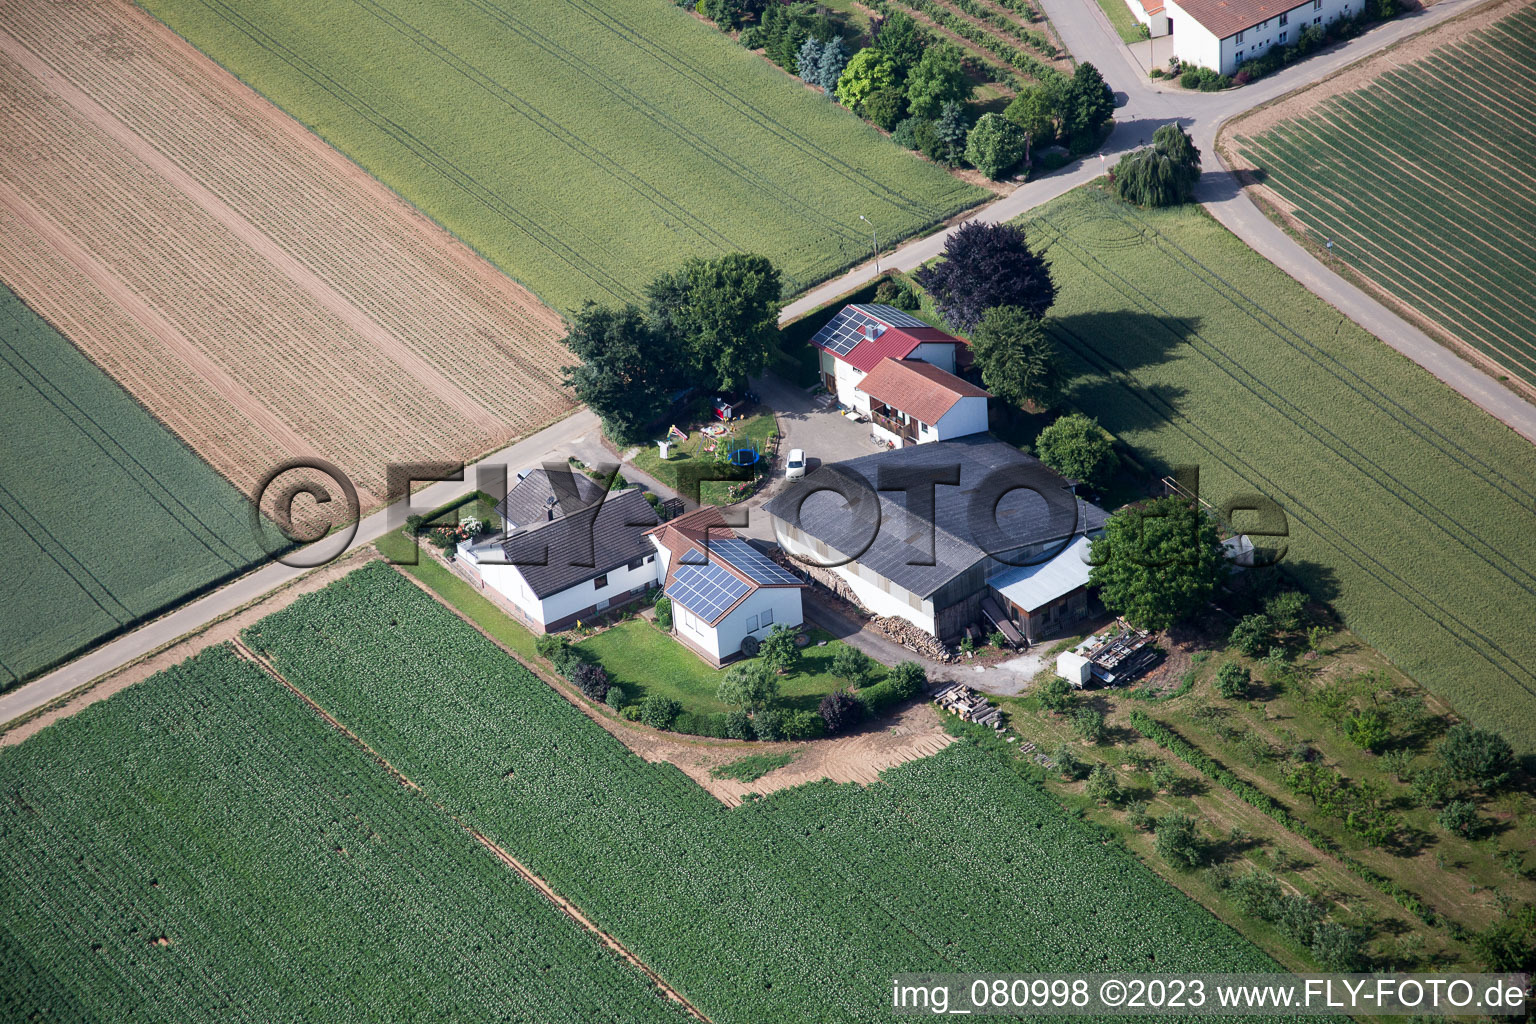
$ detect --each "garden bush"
[641,694,682,730]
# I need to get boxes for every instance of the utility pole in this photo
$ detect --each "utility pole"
[859,214,880,273]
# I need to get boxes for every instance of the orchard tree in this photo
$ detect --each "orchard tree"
[1113,122,1202,207]
[758,623,803,676]
[647,252,783,393]
[970,305,1062,410]
[1215,662,1249,699]
[836,48,898,110]
[905,43,972,119]
[964,112,1029,179]
[1438,724,1515,790]
[913,221,1056,330]
[1035,413,1118,485]
[561,302,679,444]
[1085,763,1121,804]
[1088,497,1227,630]
[830,645,875,687]
[1153,812,1205,869]
[1228,613,1273,657]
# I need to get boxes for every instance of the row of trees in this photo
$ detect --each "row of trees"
[561,253,783,443]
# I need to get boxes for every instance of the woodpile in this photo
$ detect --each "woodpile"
[933,684,1003,728]
[869,616,951,661]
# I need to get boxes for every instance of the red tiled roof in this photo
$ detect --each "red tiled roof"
[813,305,968,373]
[856,358,990,426]
[1169,0,1299,38]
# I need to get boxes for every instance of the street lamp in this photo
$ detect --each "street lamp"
[859,214,880,273]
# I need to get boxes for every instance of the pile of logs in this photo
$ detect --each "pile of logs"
[934,684,1003,728]
[869,615,951,661]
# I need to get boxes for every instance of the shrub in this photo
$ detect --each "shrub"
[863,85,906,130]
[831,645,875,687]
[1035,413,1117,486]
[964,112,1029,179]
[891,116,922,150]
[888,661,928,698]
[1439,723,1514,790]
[1054,743,1087,780]
[604,686,626,710]
[1085,763,1121,804]
[1039,676,1075,713]
[1179,69,1200,89]
[570,661,610,702]
[1154,812,1205,869]
[621,704,644,722]
[1229,614,1273,657]
[1126,800,1151,829]
[1148,68,1164,79]
[1072,707,1106,743]
[819,688,865,735]
[655,596,672,630]
[724,708,755,741]
[1215,662,1250,700]
[1264,590,1308,631]
[753,707,785,742]
[857,678,901,717]
[1411,764,1456,808]
[535,633,569,660]
[759,623,803,676]
[874,276,921,311]
[640,695,682,730]
[1437,799,1480,837]
[782,709,826,740]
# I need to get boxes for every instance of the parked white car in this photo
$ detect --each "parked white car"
[785,448,806,480]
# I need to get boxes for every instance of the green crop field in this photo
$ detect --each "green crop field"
[0,643,692,1021]
[1015,186,1536,751]
[140,0,986,310]
[1234,3,1536,388]
[0,286,271,688]
[238,562,1288,1022]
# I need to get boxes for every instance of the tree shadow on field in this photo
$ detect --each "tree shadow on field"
[1051,310,1199,438]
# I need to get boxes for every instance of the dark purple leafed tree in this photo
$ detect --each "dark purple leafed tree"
[913,221,1056,331]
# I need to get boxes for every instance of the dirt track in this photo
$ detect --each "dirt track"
[0,0,573,508]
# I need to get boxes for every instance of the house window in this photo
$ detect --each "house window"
[1258,18,1266,28]
[1279,29,1288,41]
[594,573,608,589]
[1235,49,1244,61]
[646,554,654,563]
[761,608,773,626]
[1313,15,1321,22]
[1235,28,1244,41]
[1279,11,1288,25]
[627,557,644,571]
[1312,0,1321,8]
[744,613,759,632]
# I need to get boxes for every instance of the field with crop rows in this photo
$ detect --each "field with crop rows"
[0,0,573,506]
[1233,2,1536,389]
[138,0,986,311]
[0,286,271,687]
[240,562,1288,1023]
[1019,186,1536,751]
[0,643,694,1022]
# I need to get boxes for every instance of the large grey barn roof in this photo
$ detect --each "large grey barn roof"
[762,437,1105,599]
[500,488,659,599]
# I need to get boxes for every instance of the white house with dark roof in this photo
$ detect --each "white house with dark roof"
[1131,0,1358,73]
[810,304,969,410]
[456,469,660,633]
[646,506,806,666]
[854,358,990,448]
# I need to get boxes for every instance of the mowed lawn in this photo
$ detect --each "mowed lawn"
[0,287,270,687]
[1234,3,1536,387]
[1019,187,1536,751]
[142,0,986,309]
[577,619,879,715]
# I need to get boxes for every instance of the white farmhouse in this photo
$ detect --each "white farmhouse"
[1129,0,1360,74]
[646,507,807,666]
[854,357,990,448]
[456,469,660,633]
[810,304,969,411]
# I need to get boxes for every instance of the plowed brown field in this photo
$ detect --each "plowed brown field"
[0,0,573,508]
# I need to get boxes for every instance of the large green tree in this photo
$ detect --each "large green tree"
[905,43,973,119]
[1035,412,1118,485]
[647,253,783,393]
[1088,497,1228,630]
[1063,62,1114,145]
[560,303,679,444]
[1003,86,1056,158]
[717,660,780,712]
[1113,122,1202,207]
[874,10,927,78]
[970,305,1062,409]
[964,113,1028,179]
[835,48,899,110]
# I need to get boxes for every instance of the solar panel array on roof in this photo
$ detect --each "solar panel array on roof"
[667,562,750,622]
[709,538,801,585]
[810,304,929,357]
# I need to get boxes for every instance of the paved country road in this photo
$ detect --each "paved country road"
[5,0,1530,730]
[782,0,1536,446]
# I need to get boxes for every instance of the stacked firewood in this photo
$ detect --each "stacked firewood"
[869,616,951,661]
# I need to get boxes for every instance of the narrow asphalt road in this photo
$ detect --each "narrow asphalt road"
[781,0,1536,446]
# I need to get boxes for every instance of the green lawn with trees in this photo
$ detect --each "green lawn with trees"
[1006,185,1536,750]
[140,0,984,311]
